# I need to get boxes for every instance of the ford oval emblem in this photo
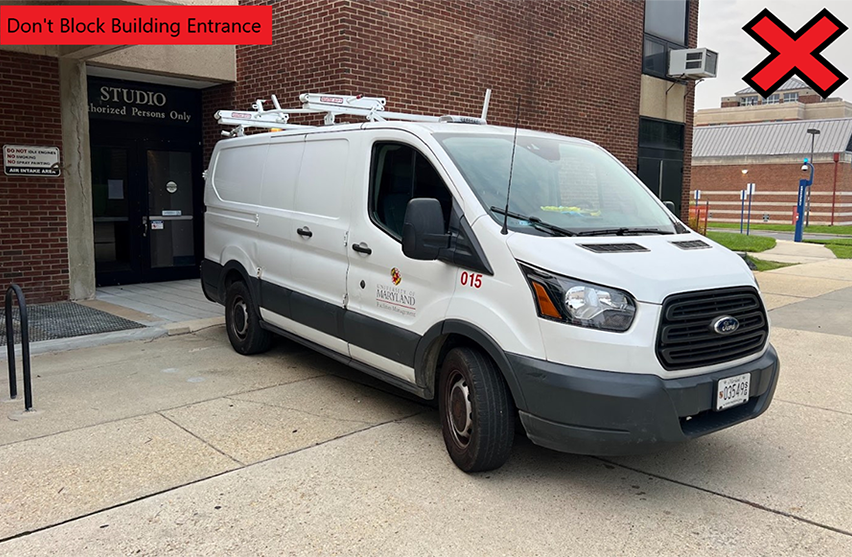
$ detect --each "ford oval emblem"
[712,316,740,335]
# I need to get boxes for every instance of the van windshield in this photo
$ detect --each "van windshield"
[434,133,679,236]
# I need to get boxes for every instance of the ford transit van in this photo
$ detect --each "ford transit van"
[201,99,779,472]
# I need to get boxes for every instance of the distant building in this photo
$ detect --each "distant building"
[723,77,823,107]
[691,82,852,226]
[696,78,852,127]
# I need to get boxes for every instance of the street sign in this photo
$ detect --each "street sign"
[3,145,60,176]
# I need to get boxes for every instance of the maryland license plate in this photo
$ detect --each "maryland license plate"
[716,373,751,411]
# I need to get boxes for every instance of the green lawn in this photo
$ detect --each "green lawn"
[709,222,852,236]
[746,256,796,272]
[804,238,852,259]
[707,232,776,253]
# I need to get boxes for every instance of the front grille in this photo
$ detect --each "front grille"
[578,243,649,253]
[656,287,768,370]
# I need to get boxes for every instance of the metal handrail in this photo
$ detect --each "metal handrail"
[5,284,33,411]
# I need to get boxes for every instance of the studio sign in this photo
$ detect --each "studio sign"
[89,85,194,124]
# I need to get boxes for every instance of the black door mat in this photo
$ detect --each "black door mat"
[1,302,145,346]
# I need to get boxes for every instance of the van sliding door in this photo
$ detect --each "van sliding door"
[266,136,351,355]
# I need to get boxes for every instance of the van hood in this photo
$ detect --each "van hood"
[506,232,757,304]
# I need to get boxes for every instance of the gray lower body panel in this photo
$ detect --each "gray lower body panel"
[510,346,780,456]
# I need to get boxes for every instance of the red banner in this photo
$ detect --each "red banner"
[0,5,272,45]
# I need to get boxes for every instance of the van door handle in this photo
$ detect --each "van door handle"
[297,226,313,238]
[352,242,372,255]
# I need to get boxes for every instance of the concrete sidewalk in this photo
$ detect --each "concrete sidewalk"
[755,239,836,264]
[1,260,851,555]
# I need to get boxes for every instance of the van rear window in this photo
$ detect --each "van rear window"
[212,145,266,205]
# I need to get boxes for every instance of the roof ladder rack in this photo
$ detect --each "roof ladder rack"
[216,90,491,137]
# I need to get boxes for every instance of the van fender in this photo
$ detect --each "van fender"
[414,319,527,411]
[216,246,262,305]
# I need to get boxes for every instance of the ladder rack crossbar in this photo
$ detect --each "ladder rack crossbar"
[217,91,490,137]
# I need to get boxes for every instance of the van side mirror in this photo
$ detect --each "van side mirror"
[402,198,450,260]
[664,200,677,213]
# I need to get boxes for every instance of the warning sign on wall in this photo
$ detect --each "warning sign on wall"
[3,145,61,176]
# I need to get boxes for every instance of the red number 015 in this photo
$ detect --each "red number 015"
[460,271,482,288]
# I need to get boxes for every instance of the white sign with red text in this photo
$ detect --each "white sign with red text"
[3,145,61,176]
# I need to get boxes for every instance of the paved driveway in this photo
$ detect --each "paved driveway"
[1,260,851,556]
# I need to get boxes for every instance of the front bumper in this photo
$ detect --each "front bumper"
[510,345,779,456]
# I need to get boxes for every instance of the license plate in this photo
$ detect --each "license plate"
[716,373,751,411]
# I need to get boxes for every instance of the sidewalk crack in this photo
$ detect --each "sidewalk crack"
[156,411,245,467]
[223,395,378,426]
[596,458,852,539]
[775,397,852,418]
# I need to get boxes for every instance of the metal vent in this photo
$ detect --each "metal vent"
[656,287,768,371]
[578,243,649,253]
[670,240,711,250]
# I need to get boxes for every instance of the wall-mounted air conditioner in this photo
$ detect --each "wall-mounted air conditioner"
[668,48,718,79]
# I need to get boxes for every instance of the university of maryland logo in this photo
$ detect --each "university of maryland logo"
[390,267,402,286]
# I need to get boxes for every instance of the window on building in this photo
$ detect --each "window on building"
[370,143,453,240]
[740,96,759,106]
[783,92,799,103]
[642,38,668,76]
[645,0,688,44]
[764,94,780,104]
[642,0,689,79]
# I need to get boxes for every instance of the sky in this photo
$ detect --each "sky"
[695,0,852,110]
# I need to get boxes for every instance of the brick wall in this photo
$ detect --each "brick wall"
[0,52,68,303]
[681,0,699,221]
[225,0,646,170]
[201,82,235,167]
[692,160,852,225]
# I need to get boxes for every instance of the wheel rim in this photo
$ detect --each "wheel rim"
[232,296,249,340]
[446,369,473,448]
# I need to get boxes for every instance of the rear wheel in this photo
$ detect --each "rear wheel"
[225,280,272,355]
[439,347,514,472]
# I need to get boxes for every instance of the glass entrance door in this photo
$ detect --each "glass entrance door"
[145,150,196,279]
[91,139,202,286]
[637,117,685,216]
[92,145,142,285]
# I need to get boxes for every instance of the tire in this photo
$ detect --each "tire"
[438,347,515,472]
[224,280,272,355]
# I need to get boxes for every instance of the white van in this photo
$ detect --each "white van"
[202,96,779,472]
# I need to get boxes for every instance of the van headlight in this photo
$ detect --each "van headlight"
[521,264,636,332]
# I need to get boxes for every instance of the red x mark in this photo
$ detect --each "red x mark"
[743,8,848,99]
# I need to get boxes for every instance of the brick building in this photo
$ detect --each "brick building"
[692,80,852,227]
[2,0,701,304]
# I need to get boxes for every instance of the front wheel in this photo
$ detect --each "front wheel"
[439,347,515,472]
[225,280,272,355]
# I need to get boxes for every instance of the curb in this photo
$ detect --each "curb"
[0,317,226,359]
[0,327,168,359]
[164,316,225,336]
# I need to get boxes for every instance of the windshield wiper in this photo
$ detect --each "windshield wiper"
[575,227,675,237]
[490,207,577,237]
